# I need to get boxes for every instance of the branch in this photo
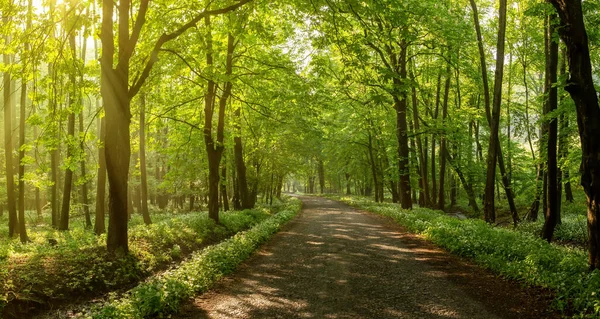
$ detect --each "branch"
[126,0,150,60]
[129,0,253,98]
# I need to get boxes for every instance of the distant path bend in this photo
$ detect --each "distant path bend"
[176,196,559,319]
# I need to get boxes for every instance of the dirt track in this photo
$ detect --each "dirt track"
[176,196,560,319]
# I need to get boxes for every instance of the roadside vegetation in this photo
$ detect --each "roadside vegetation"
[331,195,600,318]
[87,197,301,319]
[0,198,298,318]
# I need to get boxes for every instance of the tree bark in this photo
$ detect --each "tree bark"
[139,95,151,224]
[101,0,131,252]
[410,65,429,207]
[203,23,234,222]
[59,32,77,231]
[318,160,325,194]
[4,42,18,237]
[18,72,28,242]
[483,0,508,224]
[438,60,451,210]
[542,13,560,242]
[547,0,600,270]
[388,41,412,209]
[220,163,229,211]
[233,106,252,209]
[95,116,107,235]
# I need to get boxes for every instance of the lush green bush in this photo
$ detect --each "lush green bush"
[87,197,301,319]
[333,195,600,318]
[0,206,273,313]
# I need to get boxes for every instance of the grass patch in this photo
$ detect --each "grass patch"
[0,204,279,317]
[85,197,301,319]
[330,195,600,318]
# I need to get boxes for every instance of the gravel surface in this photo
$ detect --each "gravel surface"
[176,196,561,319]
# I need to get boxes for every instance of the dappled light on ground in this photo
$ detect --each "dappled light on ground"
[176,196,559,319]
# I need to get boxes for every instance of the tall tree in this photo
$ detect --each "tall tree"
[547,0,600,270]
[139,95,151,224]
[99,0,251,252]
[4,31,19,237]
[483,0,508,224]
[542,13,560,241]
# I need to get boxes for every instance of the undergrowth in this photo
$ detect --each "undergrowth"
[85,197,301,319]
[0,205,277,316]
[331,195,600,318]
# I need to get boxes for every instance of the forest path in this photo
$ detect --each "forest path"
[175,196,559,319]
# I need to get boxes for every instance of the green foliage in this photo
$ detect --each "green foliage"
[0,206,273,312]
[516,200,589,247]
[87,197,301,319]
[333,196,600,318]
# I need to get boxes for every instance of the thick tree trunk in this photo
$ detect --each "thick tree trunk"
[548,0,600,270]
[139,95,151,224]
[542,14,560,241]
[101,0,131,252]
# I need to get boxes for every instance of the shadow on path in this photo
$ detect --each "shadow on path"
[175,196,559,319]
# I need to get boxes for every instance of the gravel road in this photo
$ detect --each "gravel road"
[175,196,560,319]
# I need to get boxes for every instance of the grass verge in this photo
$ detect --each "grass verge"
[330,195,600,318]
[85,197,301,319]
[0,205,278,317]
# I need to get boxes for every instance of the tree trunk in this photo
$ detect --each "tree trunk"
[410,65,429,207]
[95,116,107,235]
[345,173,351,195]
[393,42,412,209]
[367,133,380,203]
[4,45,18,237]
[318,160,325,194]
[233,107,252,209]
[438,60,451,211]
[18,72,28,242]
[79,113,92,228]
[542,13,560,242]
[203,24,234,222]
[101,0,131,253]
[59,46,77,231]
[431,69,442,206]
[220,163,229,211]
[483,0,507,224]
[548,0,600,269]
[139,95,151,224]
[558,48,572,206]
[445,148,479,213]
